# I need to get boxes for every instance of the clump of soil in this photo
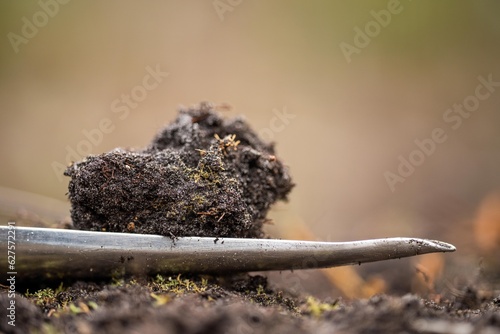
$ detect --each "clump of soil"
[64,102,293,238]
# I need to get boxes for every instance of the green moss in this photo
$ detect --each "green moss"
[303,296,338,318]
[150,274,208,294]
[25,288,58,306]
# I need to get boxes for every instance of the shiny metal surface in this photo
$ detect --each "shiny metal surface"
[0,226,455,282]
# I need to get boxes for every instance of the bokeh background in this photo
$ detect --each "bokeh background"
[1,1,499,297]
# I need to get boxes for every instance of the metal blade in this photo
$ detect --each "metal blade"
[0,226,455,283]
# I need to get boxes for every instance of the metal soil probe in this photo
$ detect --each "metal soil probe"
[0,226,455,282]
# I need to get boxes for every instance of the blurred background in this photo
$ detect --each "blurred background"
[1,1,499,298]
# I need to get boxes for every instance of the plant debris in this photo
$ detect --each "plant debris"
[64,102,293,238]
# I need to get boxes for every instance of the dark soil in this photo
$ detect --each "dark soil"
[2,274,500,334]
[64,102,293,238]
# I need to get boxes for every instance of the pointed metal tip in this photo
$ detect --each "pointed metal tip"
[404,238,456,255]
[426,239,456,252]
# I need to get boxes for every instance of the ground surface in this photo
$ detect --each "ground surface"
[1,271,500,334]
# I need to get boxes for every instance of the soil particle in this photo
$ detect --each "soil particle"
[64,102,293,238]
